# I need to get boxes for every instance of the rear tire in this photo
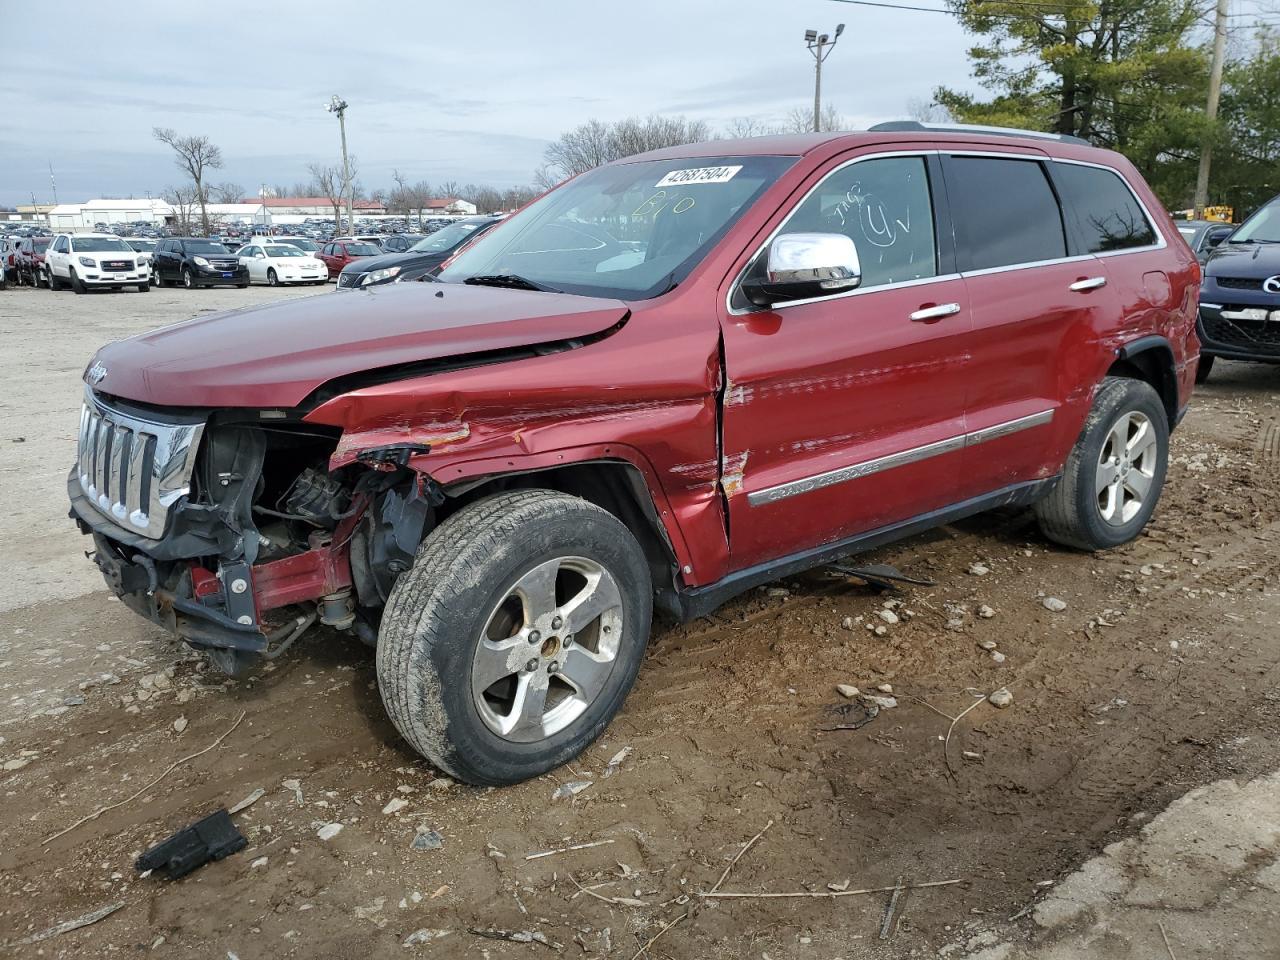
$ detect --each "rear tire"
[1035,377,1168,551]
[48,268,62,291]
[377,490,652,786]
[1194,354,1215,384]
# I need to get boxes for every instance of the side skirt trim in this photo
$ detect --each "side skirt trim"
[675,475,1059,622]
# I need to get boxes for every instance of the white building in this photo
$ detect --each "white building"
[46,198,270,232]
[48,198,174,231]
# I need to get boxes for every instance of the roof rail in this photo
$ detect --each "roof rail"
[868,120,1090,148]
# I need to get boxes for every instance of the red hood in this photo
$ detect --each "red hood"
[88,283,629,408]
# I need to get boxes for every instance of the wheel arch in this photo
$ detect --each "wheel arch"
[438,458,686,619]
[1109,336,1178,428]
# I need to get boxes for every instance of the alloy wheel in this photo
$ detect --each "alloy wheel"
[1096,410,1157,525]
[470,556,623,743]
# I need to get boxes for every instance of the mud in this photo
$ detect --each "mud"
[1,283,1278,958]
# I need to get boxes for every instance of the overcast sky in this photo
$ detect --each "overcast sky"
[2,0,982,206]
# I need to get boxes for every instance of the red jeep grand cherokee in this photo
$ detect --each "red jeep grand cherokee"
[69,123,1200,785]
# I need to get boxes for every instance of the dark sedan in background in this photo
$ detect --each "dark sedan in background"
[1196,194,1280,382]
[380,234,429,253]
[1176,219,1234,263]
[336,217,502,290]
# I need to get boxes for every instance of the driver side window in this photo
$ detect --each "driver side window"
[780,156,938,289]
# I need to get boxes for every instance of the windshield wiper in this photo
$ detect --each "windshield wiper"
[462,274,560,293]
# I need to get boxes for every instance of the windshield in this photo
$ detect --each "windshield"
[33,239,50,252]
[410,223,488,253]
[344,243,380,256]
[1230,196,1280,243]
[71,237,133,253]
[275,238,319,252]
[265,245,307,257]
[129,239,156,251]
[186,240,230,254]
[437,155,796,298]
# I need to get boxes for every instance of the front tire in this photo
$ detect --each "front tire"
[1035,376,1169,551]
[267,268,278,287]
[182,268,194,289]
[70,269,85,294]
[377,490,652,786]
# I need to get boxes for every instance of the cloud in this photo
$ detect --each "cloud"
[0,0,979,206]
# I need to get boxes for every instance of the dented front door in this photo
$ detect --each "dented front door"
[717,151,973,570]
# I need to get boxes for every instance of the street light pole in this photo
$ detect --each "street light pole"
[805,23,844,133]
[326,95,355,235]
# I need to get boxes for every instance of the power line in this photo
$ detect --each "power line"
[830,0,1264,31]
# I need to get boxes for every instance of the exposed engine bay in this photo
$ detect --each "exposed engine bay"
[69,397,437,676]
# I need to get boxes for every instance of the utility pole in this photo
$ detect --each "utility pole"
[1194,0,1229,218]
[326,95,355,235]
[48,162,58,205]
[804,23,844,132]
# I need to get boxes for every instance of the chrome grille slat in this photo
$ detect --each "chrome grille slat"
[93,415,111,505]
[75,387,206,540]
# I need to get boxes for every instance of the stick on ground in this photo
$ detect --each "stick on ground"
[702,878,964,900]
[42,711,247,846]
[525,839,615,860]
[943,694,989,779]
[20,901,124,944]
[710,819,774,894]
[627,912,685,960]
[879,876,906,940]
[1158,920,1178,960]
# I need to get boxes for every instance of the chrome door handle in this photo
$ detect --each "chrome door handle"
[909,302,961,322]
[1069,276,1107,292]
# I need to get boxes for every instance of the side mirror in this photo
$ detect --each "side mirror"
[255,252,266,259]
[1205,227,1232,249]
[741,232,861,308]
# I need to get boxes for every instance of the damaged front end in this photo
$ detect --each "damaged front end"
[68,387,434,675]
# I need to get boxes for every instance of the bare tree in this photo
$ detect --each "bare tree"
[907,98,953,123]
[780,103,845,133]
[209,182,246,204]
[153,127,223,235]
[723,116,779,138]
[308,163,345,229]
[164,185,199,235]
[538,114,711,184]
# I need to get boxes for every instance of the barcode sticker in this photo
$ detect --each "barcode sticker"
[655,165,743,187]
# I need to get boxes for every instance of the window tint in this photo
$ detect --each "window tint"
[946,157,1066,270]
[1052,163,1156,252]
[778,156,937,288]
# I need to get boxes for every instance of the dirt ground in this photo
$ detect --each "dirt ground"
[1,281,1278,959]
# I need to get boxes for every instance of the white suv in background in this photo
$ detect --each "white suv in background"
[45,233,151,293]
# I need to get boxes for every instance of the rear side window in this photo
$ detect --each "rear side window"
[777,155,938,288]
[946,157,1066,271]
[1052,163,1157,252]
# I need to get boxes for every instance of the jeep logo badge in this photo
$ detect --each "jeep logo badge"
[1264,275,1280,294]
[85,361,108,385]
